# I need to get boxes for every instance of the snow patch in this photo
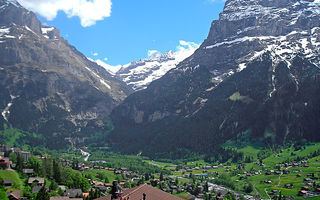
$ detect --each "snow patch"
[1,95,18,122]
[84,66,111,90]
[41,27,55,34]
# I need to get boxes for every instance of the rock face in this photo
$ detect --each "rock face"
[0,0,132,148]
[110,0,320,157]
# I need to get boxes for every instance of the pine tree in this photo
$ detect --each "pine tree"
[35,186,49,200]
[53,160,62,183]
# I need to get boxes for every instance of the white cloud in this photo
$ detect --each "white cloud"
[147,50,162,59]
[92,52,99,56]
[17,0,112,27]
[104,57,108,61]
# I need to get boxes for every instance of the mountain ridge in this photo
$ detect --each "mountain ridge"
[110,0,320,158]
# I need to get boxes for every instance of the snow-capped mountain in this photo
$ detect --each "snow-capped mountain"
[93,41,199,91]
[110,0,320,157]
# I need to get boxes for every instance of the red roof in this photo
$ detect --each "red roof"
[95,184,183,200]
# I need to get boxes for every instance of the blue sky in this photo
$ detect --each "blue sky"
[23,0,225,65]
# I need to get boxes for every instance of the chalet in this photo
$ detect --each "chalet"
[32,186,49,194]
[28,177,45,186]
[6,190,22,200]
[92,181,104,186]
[4,180,14,187]
[302,186,309,191]
[82,193,89,198]
[95,185,107,192]
[59,185,66,191]
[65,189,82,198]
[105,183,112,187]
[0,157,10,169]
[22,169,34,176]
[0,144,11,152]
[94,183,183,200]
[299,190,308,196]
[19,151,30,161]
[284,184,293,189]
[50,197,82,200]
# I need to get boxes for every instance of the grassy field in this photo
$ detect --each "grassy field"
[144,143,320,199]
[0,170,24,190]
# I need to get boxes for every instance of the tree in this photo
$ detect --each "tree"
[36,186,50,200]
[16,153,24,172]
[53,160,62,183]
[244,183,253,193]
[160,172,164,181]
[50,180,58,191]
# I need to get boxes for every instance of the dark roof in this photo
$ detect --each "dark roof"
[95,184,183,200]
[65,189,82,198]
[3,180,14,185]
[32,186,48,194]
[6,190,22,199]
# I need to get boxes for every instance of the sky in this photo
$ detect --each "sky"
[17,0,225,66]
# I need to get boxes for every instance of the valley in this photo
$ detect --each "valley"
[0,0,320,199]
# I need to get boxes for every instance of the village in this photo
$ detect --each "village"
[1,143,320,200]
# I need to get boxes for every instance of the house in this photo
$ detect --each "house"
[83,193,90,198]
[95,183,184,200]
[299,190,308,196]
[32,186,49,194]
[0,144,11,152]
[65,189,82,198]
[0,158,10,169]
[6,190,22,200]
[95,185,107,192]
[28,177,45,186]
[50,197,82,200]
[22,169,34,175]
[19,151,30,161]
[4,180,14,187]
[58,185,67,191]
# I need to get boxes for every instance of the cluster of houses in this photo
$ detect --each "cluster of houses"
[0,144,31,170]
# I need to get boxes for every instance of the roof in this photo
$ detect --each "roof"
[95,184,183,200]
[65,189,82,198]
[32,186,48,194]
[23,169,34,174]
[50,197,83,200]
[4,180,14,185]
[6,190,22,199]
[28,177,45,184]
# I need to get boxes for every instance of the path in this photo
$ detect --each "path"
[253,183,260,197]
[264,188,271,200]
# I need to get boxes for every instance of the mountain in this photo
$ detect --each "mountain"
[110,0,320,158]
[93,42,199,91]
[0,0,132,148]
